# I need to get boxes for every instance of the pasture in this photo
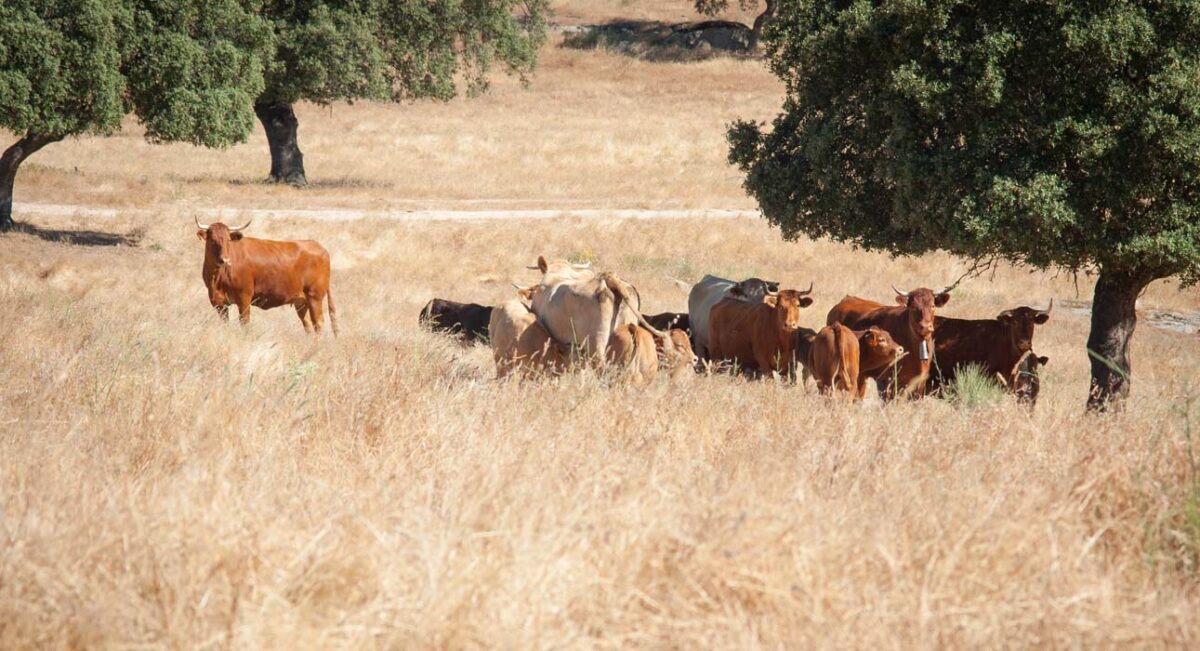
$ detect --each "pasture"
[3,20,1200,650]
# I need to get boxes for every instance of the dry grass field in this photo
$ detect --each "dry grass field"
[3,6,1200,648]
[9,32,781,214]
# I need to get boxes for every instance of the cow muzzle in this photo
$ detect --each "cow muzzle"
[218,257,231,267]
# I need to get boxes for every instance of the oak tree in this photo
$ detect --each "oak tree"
[729,0,1200,409]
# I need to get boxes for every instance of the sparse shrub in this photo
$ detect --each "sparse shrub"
[945,364,1007,410]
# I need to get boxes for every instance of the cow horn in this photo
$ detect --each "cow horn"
[228,218,252,233]
[194,215,210,230]
[1042,298,1053,315]
[525,264,541,270]
[572,262,591,269]
[892,284,909,297]
[798,281,814,296]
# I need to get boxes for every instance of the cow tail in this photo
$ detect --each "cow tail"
[327,285,339,337]
[605,274,667,339]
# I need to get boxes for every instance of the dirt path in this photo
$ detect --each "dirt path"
[14,202,759,222]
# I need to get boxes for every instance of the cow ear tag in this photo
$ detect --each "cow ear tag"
[919,340,930,361]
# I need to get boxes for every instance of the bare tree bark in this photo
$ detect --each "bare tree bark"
[0,132,63,231]
[254,101,307,186]
[749,0,777,50]
[1086,267,1150,411]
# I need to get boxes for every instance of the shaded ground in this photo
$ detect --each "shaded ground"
[561,20,754,61]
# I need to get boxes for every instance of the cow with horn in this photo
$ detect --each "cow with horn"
[826,284,952,399]
[195,217,338,335]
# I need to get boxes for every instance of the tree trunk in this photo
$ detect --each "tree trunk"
[254,101,307,186]
[0,132,63,231]
[749,0,777,50]
[1086,267,1150,411]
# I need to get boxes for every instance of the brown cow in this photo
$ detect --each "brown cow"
[659,328,699,378]
[1008,350,1049,408]
[708,285,814,377]
[607,324,659,385]
[807,323,858,395]
[797,325,906,397]
[489,298,567,379]
[195,218,337,335]
[928,301,1052,395]
[827,286,950,399]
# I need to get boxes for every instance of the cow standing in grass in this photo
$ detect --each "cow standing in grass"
[708,285,814,377]
[195,218,337,335]
[827,286,950,399]
[928,302,1052,396]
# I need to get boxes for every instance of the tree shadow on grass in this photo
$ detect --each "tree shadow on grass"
[9,222,143,247]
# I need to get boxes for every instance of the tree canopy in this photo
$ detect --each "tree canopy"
[0,0,271,228]
[251,0,549,184]
[730,0,1200,407]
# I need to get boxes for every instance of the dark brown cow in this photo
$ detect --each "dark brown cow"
[195,218,337,334]
[928,301,1052,395]
[796,325,905,398]
[827,286,950,399]
[708,285,814,377]
[644,312,690,336]
[419,298,493,344]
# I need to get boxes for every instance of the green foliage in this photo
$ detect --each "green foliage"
[731,0,1200,285]
[945,364,1006,410]
[0,0,270,146]
[125,0,272,146]
[258,0,550,105]
[0,0,127,137]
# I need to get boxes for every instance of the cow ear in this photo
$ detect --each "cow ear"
[996,311,1013,323]
[196,230,207,241]
[934,292,951,307]
[537,256,548,274]
[798,297,814,308]
[763,294,778,307]
[894,295,908,305]
[1034,313,1050,325]
[230,232,244,241]
[1038,355,1049,365]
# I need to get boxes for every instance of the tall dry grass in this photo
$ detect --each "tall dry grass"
[2,212,1198,648]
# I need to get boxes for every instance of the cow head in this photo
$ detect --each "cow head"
[996,300,1052,354]
[1010,352,1049,406]
[656,328,699,375]
[195,217,251,268]
[893,285,951,339]
[858,326,906,372]
[530,255,591,278]
[764,284,814,331]
[729,277,780,302]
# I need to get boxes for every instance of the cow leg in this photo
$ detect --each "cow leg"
[307,294,325,333]
[235,295,252,326]
[295,302,313,333]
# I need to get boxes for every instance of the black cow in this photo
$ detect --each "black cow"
[644,312,690,336]
[419,299,493,344]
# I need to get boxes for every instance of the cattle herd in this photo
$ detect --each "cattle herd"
[196,220,1051,405]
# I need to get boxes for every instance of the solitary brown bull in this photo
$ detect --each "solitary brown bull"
[195,217,337,335]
